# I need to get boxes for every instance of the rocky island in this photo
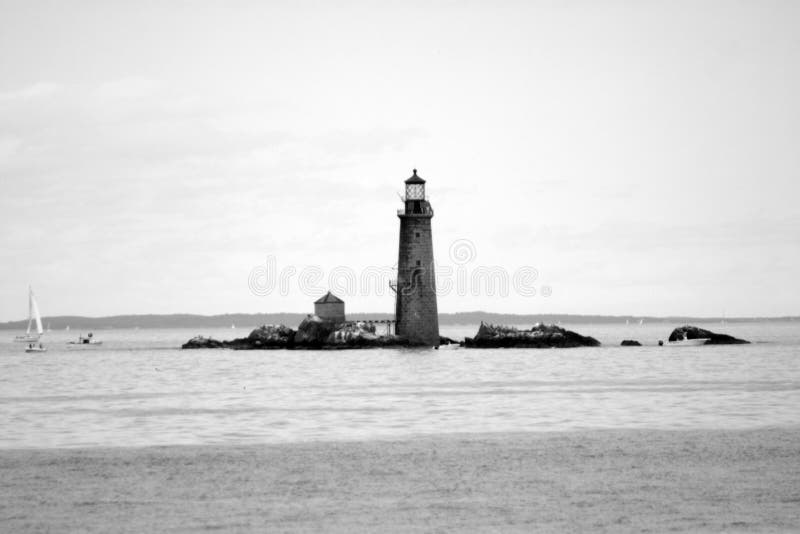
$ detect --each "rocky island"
[182,315,456,350]
[668,325,750,345]
[462,322,600,348]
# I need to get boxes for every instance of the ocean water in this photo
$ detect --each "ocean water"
[1,322,799,448]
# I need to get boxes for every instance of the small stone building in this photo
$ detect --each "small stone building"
[314,291,345,324]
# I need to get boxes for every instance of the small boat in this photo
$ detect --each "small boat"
[68,332,103,346]
[669,334,709,347]
[14,286,44,343]
[25,344,47,353]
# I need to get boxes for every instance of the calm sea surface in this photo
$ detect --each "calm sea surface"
[1,322,799,448]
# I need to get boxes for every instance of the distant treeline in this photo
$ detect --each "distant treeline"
[0,312,796,330]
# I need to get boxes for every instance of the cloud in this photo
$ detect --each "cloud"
[0,136,22,162]
[95,76,160,100]
[0,74,430,318]
[0,76,427,181]
[0,82,61,102]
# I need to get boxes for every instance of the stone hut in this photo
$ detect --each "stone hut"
[314,291,345,324]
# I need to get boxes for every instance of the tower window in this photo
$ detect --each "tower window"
[416,232,420,238]
[416,260,421,266]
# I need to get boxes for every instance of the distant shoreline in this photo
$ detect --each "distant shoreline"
[0,312,797,330]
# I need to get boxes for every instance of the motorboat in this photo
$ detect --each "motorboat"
[68,332,103,346]
[669,334,709,347]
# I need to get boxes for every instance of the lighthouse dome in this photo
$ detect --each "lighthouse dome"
[405,169,425,184]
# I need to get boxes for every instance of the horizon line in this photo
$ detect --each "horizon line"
[1,310,798,327]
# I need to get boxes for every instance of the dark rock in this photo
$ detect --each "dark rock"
[439,336,458,346]
[322,322,411,348]
[326,322,379,346]
[182,336,225,349]
[294,315,336,347]
[621,339,642,346]
[463,322,600,349]
[182,321,416,350]
[186,324,297,350]
[668,325,749,345]
[242,324,296,349]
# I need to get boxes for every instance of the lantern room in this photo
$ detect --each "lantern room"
[401,169,432,216]
[405,169,425,200]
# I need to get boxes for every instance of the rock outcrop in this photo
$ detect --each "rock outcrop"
[621,339,642,346]
[182,336,225,349]
[463,322,600,349]
[294,315,337,347]
[183,322,412,350]
[244,324,295,348]
[328,322,377,344]
[182,324,294,350]
[668,325,749,345]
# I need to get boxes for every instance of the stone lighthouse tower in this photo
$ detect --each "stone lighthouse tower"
[395,169,439,345]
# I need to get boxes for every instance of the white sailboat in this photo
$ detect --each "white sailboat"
[14,287,44,343]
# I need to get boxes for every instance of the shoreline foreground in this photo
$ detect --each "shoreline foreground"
[2,428,798,532]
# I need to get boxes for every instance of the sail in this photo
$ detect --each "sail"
[26,287,33,335]
[27,287,44,335]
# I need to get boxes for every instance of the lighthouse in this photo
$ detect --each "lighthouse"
[395,169,440,345]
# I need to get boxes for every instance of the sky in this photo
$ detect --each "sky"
[1,0,799,321]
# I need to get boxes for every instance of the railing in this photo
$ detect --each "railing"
[397,207,434,216]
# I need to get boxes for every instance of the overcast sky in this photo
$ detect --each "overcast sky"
[1,0,798,321]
